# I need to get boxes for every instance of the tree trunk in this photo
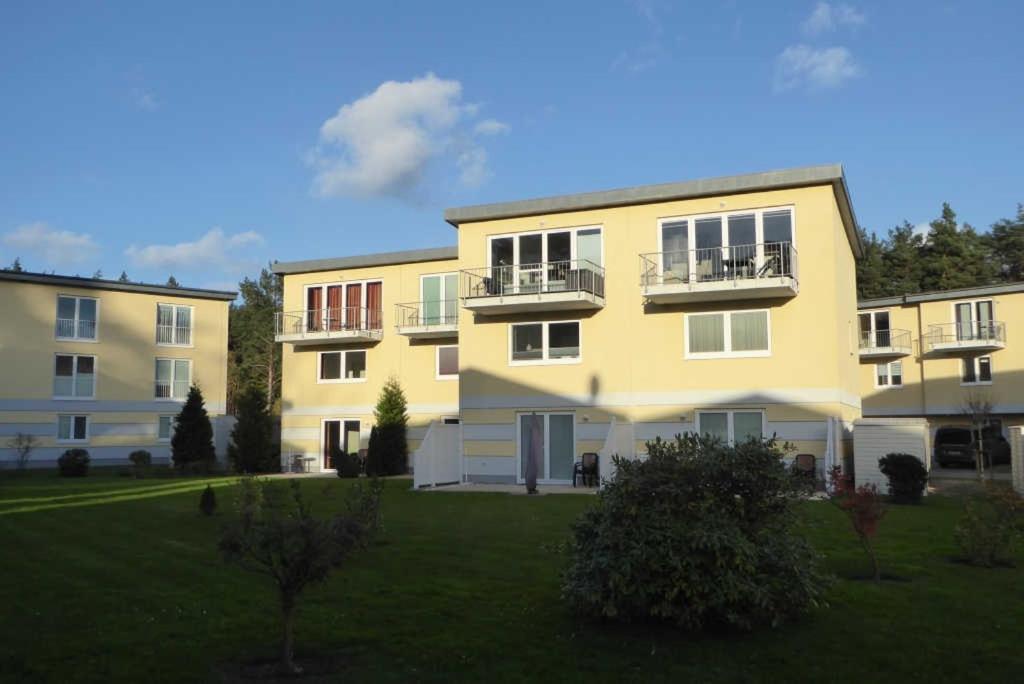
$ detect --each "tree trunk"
[281,593,300,674]
[863,538,880,583]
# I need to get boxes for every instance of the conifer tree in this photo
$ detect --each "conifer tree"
[366,376,408,475]
[118,270,130,282]
[227,386,277,473]
[166,275,181,288]
[172,385,216,470]
[989,205,1024,282]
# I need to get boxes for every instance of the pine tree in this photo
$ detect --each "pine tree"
[118,270,130,282]
[920,203,996,291]
[882,222,925,295]
[227,266,282,411]
[366,376,408,475]
[989,205,1024,282]
[171,385,216,470]
[8,257,24,272]
[166,275,181,288]
[92,269,103,279]
[227,386,277,473]
[855,229,888,298]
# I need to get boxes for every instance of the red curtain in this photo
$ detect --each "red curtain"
[346,283,362,330]
[366,282,382,329]
[326,286,343,330]
[306,288,322,331]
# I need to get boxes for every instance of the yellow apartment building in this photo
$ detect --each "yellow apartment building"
[0,271,234,468]
[858,283,1024,441]
[273,247,461,471]
[277,164,864,481]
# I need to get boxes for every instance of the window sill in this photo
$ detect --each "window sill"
[873,385,904,390]
[436,374,459,381]
[509,357,582,367]
[156,343,195,349]
[317,378,368,385]
[55,337,99,344]
[960,381,993,387]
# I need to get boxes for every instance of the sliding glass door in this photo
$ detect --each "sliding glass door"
[518,413,575,484]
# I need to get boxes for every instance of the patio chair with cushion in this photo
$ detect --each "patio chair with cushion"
[573,452,599,487]
[792,453,816,488]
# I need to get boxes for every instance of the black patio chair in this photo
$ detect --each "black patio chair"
[573,452,599,488]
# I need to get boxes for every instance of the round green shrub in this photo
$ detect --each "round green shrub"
[563,435,831,631]
[878,453,928,504]
[57,448,90,477]
[333,448,361,479]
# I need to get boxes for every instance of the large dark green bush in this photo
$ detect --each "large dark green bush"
[227,386,278,473]
[333,447,361,479]
[365,377,408,476]
[878,453,928,504]
[563,434,831,630]
[171,385,216,471]
[129,449,151,478]
[57,448,90,477]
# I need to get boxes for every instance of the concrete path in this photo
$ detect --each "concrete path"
[417,482,598,495]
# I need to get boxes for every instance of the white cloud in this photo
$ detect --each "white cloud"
[133,88,160,111]
[457,147,490,187]
[2,222,99,267]
[474,119,509,136]
[124,228,264,271]
[801,2,866,36]
[309,73,506,199]
[774,45,861,91]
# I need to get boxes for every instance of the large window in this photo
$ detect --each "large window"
[156,304,193,345]
[318,350,367,382]
[876,361,903,388]
[421,273,458,325]
[57,415,89,442]
[509,321,581,365]
[436,345,458,380]
[685,310,770,358]
[54,354,95,398]
[55,295,98,340]
[953,299,995,340]
[305,280,383,331]
[155,358,191,399]
[962,356,992,385]
[858,310,891,347]
[696,410,764,444]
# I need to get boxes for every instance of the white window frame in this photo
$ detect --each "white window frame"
[487,225,604,268]
[962,356,993,386]
[655,205,796,276]
[154,358,192,400]
[53,353,97,399]
[683,309,772,359]
[436,344,459,380]
[508,320,583,367]
[56,414,90,443]
[858,309,891,346]
[874,360,904,389]
[55,294,100,342]
[156,303,194,347]
[157,415,177,442]
[303,279,383,329]
[695,409,766,445]
[316,350,368,384]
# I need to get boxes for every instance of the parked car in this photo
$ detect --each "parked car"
[934,426,1010,468]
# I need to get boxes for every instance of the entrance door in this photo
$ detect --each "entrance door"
[323,420,341,469]
[517,413,575,484]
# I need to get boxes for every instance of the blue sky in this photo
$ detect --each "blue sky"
[1,1,1021,290]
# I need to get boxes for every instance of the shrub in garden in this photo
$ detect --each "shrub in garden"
[829,466,887,581]
[878,453,928,504]
[199,484,217,516]
[562,434,831,630]
[57,448,90,477]
[129,449,152,477]
[333,447,361,479]
[171,385,216,471]
[7,432,37,473]
[219,476,383,674]
[227,386,278,474]
[954,484,1024,567]
[365,377,408,476]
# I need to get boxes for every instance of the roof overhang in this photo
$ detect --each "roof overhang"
[0,271,237,300]
[859,282,1024,309]
[272,245,458,276]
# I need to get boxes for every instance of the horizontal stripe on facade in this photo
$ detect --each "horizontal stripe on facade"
[0,399,225,414]
[0,444,173,467]
[281,403,459,417]
[459,389,861,411]
[863,405,1024,417]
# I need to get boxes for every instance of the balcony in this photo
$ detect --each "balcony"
[395,302,458,338]
[274,307,383,345]
[157,324,192,346]
[925,321,1006,353]
[55,317,96,341]
[640,242,798,304]
[460,259,605,315]
[859,328,912,358]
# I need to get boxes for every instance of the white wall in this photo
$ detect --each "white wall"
[852,418,930,491]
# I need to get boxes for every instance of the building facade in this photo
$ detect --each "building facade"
[276,164,865,481]
[0,272,234,468]
[858,283,1024,438]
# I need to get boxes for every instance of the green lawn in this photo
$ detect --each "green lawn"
[0,474,1021,683]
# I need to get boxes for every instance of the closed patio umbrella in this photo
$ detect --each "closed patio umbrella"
[525,413,541,494]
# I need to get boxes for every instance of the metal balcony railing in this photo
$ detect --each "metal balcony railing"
[395,301,458,329]
[640,242,798,287]
[859,328,912,351]
[461,259,605,299]
[926,321,1006,347]
[275,307,383,338]
[157,324,192,345]
[56,317,97,340]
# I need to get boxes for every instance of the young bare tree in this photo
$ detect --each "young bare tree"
[962,391,995,479]
[219,477,382,674]
[6,432,38,472]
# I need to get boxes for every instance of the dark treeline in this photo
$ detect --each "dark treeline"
[857,203,1024,299]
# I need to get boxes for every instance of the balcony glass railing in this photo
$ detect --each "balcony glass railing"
[859,328,912,351]
[461,259,605,299]
[56,317,97,340]
[926,321,1006,347]
[640,242,797,287]
[275,307,383,338]
[395,301,458,328]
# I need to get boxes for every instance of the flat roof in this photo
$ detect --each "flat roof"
[272,245,459,275]
[445,163,863,257]
[0,270,237,301]
[859,282,1024,308]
